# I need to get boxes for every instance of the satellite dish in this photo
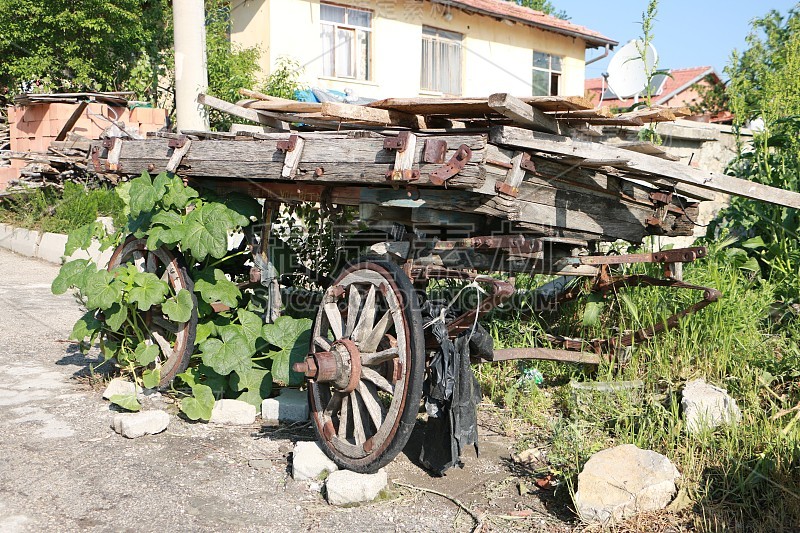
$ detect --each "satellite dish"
[605,39,658,99]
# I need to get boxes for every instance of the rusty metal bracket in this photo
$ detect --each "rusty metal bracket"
[495,182,519,196]
[578,246,706,266]
[519,152,536,173]
[430,144,472,186]
[383,131,412,152]
[277,134,299,153]
[168,135,188,149]
[90,145,103,172]
[423,139,448,164]
[432,234,543,254]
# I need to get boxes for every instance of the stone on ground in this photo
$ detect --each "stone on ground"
[261,388,309,424]
[292,441,338,481]
[102,378,139,400]
[112,410,170,438]
[325,469,388,506]
[209,399,257,425]
[681,378,742,434]
[574,444,680,525]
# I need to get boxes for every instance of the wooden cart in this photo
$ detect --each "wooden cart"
[91,92,800,472]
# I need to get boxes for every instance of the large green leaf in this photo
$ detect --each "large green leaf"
[110,393,141,412]
[221,193,261,227]
[84,269,120,310]
[52,259,92,294]
[128,272,169,311]
[162,175,199,210]
[152,172,172,198]
[142,368,161,389]
[237,309,263,350]
[194,268,241,307]
[64,221,101,256]
[70,310,102,342]
[147,211,184,249]
[230,367,272,408]
[129,173,160,217]
[134,342,160,366]
[199,326,253,376]
[181,203,231,261]
[179,383,215,421]
[105,303,128,332]
[162,289,194,323]
[262,316,312,386]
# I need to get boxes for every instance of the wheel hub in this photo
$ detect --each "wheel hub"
[294,338,362,393]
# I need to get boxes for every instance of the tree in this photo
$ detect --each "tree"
[506,0,569,20]
[0,0,170,94]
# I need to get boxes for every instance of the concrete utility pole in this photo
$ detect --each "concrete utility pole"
[173,0,210,132]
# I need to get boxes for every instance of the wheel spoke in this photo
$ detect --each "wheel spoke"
[357,381,384,431]
[361,367,394,394]
[132,250,146,271]
[338,394,349,439]
[349,391,367,445]
[152,315,179,334]
[324,302,344,340]
[314,336,332,351]
[361,347,399,366]
[352,285,376,343]
[150,330,174,362]
[324,391,343,419]
[145,251,157,274]
[359,310,393,353]
[344,285,362,338]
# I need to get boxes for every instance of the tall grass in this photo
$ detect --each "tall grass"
[476,241,800,530]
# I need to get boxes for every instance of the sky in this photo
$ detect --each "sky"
[556,0,799,81]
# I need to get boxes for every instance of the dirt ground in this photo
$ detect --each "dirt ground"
[0,248,574,532]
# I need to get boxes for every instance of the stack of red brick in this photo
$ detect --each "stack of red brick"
[1,103,167,189]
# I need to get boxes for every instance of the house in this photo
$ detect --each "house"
[229,0,617,99]
[585,66,729,120]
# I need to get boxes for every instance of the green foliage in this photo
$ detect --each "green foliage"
[688,75,730,117]
[0,183,125,235]
[53,171,312,420]
[710,8,800,302]
[0,0,171,93]
[635,0,663,144]
[263,57,306,100]
[478,246,800,527]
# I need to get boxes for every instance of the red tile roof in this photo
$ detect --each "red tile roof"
[430,0,618,48]
[586,66,719,108]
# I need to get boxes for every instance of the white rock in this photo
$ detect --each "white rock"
[261,388,309,423]
[574,444,680,525]
[209,399,256,425]
[682,378,742,434]
[112,410,170,438]
[102,378,139,400]
[96,216,115,235]
[292,441,338,480]
[325,469,388,506]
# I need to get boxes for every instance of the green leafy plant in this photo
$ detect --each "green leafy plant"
[52,172,312,418]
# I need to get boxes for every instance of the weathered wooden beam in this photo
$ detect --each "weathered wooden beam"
[54,101,88,142]
[320,102,424,129]
[197,93,288,131]
[491,126,800,209]
[488,93,559,134]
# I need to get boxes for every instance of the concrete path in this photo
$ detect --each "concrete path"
[0,248,548,533]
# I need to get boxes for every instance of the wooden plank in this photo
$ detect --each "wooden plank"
[616,141,680,161]
[616,107,676,123]
[491,126,800,209]
[367,95,593,116]
[197,93,288,131]
[553,107,613,119]
[320,102,424,129]
[488,93,559,134]
[239,98,323,113]
[579,116,645,126]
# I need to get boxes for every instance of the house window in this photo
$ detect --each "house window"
[532,52,562,96]
[421,26,462,95]
[320,3,371,80]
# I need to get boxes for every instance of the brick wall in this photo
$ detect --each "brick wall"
[0,103,167,190]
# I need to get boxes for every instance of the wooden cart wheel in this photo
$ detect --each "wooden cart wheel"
[107,237,197,388]
[298,258,425,473]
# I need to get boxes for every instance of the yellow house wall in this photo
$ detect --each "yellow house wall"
[230,0,589,98]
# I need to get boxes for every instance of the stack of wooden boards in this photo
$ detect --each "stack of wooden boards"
[87,91,800,245]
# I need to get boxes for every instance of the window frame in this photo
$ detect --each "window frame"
[532,51,563,96]
[320,2,372,81]
[420,25,464,96]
